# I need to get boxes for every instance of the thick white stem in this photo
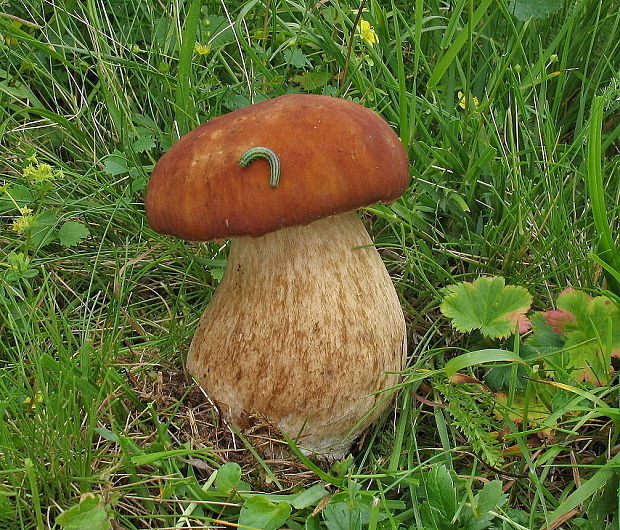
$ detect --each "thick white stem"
[187,212,406,458]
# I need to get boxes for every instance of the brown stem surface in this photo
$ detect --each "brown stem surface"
[187,212,406,457]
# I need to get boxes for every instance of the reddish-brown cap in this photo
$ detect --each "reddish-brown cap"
[145,94,409,240]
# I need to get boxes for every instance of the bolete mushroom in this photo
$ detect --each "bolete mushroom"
[146,94,409,458]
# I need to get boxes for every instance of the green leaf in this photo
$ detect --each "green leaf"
[445,349,528,377]
[202,15,235,47]
[440,277,533,338]
[424,465,456,520]
[238,495,291,530]
[102,152,128,176]
[545,452,620,529]
[58,221,90,247]
[475,480,507,517]
[284,47,309,68]
[291,71,331,90]
[29,209,58,247]
[291,483,329,509]
[509,0,562,21]
[542,289,620,385]
[215,462,242,495]
[0,184,33,213]
[56,494,112,529]
[323,501,363,530]
[131,135,156,153]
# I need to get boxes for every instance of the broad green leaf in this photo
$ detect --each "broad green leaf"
[305,515,321,530]
[440,277,533,338]
[291,71,331,90]
[0,184,33,212]
[509,0,562,21]
[323,501,363,530]
[526,312,565,350]
[475,480,507,516]
[238,495,291,530]
[56,494,112,529]
[284,47,309,68]
[215,462,242,495]
[58,221,90,247]
[102,152,128,176]
[29,209,58,247]
[542,289,620,385]
[494,392,551,425]
[131,135,156,153]
[424,464,456,520]
[202,15,235,47]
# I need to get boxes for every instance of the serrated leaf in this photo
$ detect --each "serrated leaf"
[291,71,331,90]
[56,494,112,529]
[323,501,363,530]
[103,152,128,176]
[215,462,241,495]
[58,221,90,247]
[131,135,156,153]
[528,312,565,349]
[238,495,291,530]
[284,47,309,68]
[440,277,533,338]
[541,289,620,385]
[509,0,562,21]
[424,465,456,520]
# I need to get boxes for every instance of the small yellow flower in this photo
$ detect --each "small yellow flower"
[194,42,211,55]
[358,20,378,45]
[22,158,63,183]
[24,392,44,410]
[458,90,479,110]
[11,207,34,234]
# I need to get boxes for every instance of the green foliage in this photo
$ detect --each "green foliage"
[433,381,504,468]
[418,465,508,529]
[440,277,533,338]
[539,289,620,385]
[56,494,113,530]
[238,496,291,530]
[58,221,90,247]
[1,0,619,528]
[509,0,563,21]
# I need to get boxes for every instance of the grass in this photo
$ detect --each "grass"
[0,0,619,528]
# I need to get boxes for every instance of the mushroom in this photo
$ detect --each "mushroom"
[146,94,409,459]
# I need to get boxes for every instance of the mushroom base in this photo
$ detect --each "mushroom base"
[187,212,406,459]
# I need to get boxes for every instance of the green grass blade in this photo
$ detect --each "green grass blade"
[175,0,202,135]
[427,0,494,89]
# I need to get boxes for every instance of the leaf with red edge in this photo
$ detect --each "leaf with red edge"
[440,277,533,338]
[540,289,620,385]
[543,309,576,334]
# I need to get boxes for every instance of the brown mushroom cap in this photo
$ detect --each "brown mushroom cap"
[145,94,409,241]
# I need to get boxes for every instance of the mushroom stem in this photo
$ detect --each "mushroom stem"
[187,211,406,458]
